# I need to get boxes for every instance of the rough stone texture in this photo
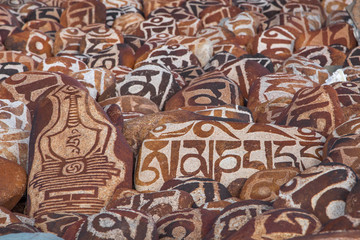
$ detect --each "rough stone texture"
[226,208,322,240]
[240,167,300,202]
[204,200,273,240]
[27,85,133,218]
[157,208,218,239]
[135,120,325,192]
[275,85,346,138]
[106,189,194,222]
[63,208,158,240]
[160,176,232,207]
[165,70,243,111]
[274,163,357,224]
[0,157,26,210]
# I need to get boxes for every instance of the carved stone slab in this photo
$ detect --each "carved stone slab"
[112,12,144,35]
[0,51,38,71]
[251,25,298,64]
[148,6,202,36]
[0,99,31,171]
[59,0,106,28]
[274,163,357,224]
[239,167,300,202]
[203,51,237,72]
[27,85,133,218]
[247,73,318,116]
[295,23,357,51]
[226,208,322,239]
[157,208,218,239]
[0,71,84,116]
[196,26,235,45]
[135,120,325,192]
[135,44,201,71]
[0,62,28,81]
[219,58,271,100]
[293,45,346,67]
[53,27,86,56]
[200,5,242,28]
[135,15,178,39]
[34,212,87,238]
[160,176,232,207]
[99,95,159,121]
[183,0,230,18]
[80,26,124,56]
[165,70,243,111]
[106,189,194,221]
[70,68,115,101]
[275,85,346,138]
[278,55,330,84]
[344,46,360,67]
[324,134,360,178]
[63,209,157,240]
[0,206,21,227]
[204,200,273,240]
[5,30,54,59]
[26,6,63,22]
[36,56,88,75]
[87,43,135,69]
[116,62,181,110]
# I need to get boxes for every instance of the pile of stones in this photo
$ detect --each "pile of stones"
[0,0,360,239]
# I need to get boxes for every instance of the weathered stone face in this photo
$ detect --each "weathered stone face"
[27,85,133,218]
[135,120,325,192]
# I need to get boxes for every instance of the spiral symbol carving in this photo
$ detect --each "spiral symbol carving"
[62,161,85,175]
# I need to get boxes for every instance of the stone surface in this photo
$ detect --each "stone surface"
[116,62,181,110]
[160,176,232,207]
[59,0,106,28]
[293,45,347,67]
[0,206,20,227]
[0,71,85,117]
[226,208,322,240]
[106,189,194,221]
[0,51,38,71]
[63,208,158,240]
[27,85,133,218]
[0,99,31,171]
[70,68,116,101]
[240,167,300,202]
[0,62,28,81]
[157,208,218,239]
[324,134,360,178]
[0,157,26,210]
[204,199,273,240]
[346,181,360,218]
[5,30,53,59]
[135,120,325,192]
[275,85,346,138]
[34,212,87,238]
[274,163,357,224]
[36,56,88,75]
[295,23,357,51]
[165,70,243,111]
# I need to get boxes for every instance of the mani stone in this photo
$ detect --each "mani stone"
[34,212,87,238]
[135,120,325,192]
[0,157,26,210]
[156,208,218,240]
[290,231,360,240]
[0,71,85,117]
[204,200,273,240]
[0,50,38,71]
[324,133,360,178]
[239,167,300,202]
[0,99,31,171]
[0,206,20,227]
[0,62,28,81]
[27,84,133,218]
[226,208,322,240]
[106,189,194,222]
[160,176,232,207]
[346,181,360,218]
[62,209,158,240]
[275,85,346,138]
[164,70,243,111]
[273,162,358,224]
[116,62,181,110]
